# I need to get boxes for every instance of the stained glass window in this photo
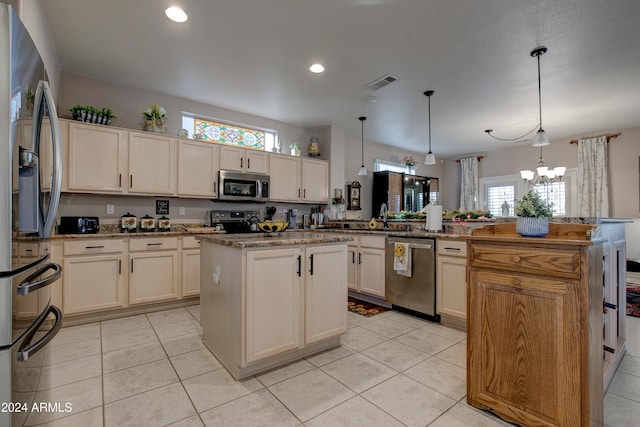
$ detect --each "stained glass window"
[193,118,266,150]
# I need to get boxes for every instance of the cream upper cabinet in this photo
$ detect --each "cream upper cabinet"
[177,139,219,198]
[245,247,303,363]
[128,131,177,195]
[219,145,269,174]
[301,158,329,203]
[436,239,467,325]
[66,121,128,193]
[305,244,348,344]
[269,154,301,201]
[65,122,177,195]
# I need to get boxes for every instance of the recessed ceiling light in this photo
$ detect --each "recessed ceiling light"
[309,63,325,73]
[165,6,188,23]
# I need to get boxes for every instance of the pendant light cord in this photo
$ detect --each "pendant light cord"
[537,51,543,131]
[359,116,366,167]
[428,95,432,153]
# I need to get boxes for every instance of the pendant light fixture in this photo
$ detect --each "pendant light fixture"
[358,116,368,176]
[423,90,436,165]
[531,46,549,147]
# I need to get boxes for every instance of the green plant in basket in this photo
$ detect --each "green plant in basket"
[515,189,553,218]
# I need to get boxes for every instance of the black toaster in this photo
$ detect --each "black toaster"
[58,216,100,234]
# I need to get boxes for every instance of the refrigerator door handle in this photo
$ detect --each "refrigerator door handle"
[16,305,62,362]
[0,253,49,278]
[32,80,62,238]
[16,262,61,296]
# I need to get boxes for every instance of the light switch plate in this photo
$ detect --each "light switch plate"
[179,206,186,215]
[106,204,115,215]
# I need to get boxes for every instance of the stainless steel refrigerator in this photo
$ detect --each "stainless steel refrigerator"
[1,3,63,426]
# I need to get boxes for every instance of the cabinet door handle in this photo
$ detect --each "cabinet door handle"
[85,245,104,249]
[309,254,314,275]
[240,158,243,169]
[358,252,362,265]
[297,255,301,277]
[604,302,617,310]
[119,174,122,188]
[213,181,216,194]
[247,158,250,169]
[604,345,615,354]
[303,189,306,198]
[298,188,301,198]
[118,259,121,275]
[146,243,163,246]
[352,251,355,264]
[130,174,133,188]
[444,247,461,251]
[130,259,134,273]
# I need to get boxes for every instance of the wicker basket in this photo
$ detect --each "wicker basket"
[516,217,549,237]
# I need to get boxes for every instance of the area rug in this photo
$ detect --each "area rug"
[347,297,389,317]
[627,285,640,318]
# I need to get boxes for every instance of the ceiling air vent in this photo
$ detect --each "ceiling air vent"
[365,74,398,91]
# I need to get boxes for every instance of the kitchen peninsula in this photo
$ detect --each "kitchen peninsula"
[197,232,353,380]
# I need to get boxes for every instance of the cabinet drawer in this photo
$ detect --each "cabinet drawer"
[182,236,200,249]
[129,237,178,251]
[19,242,45,257]
[359,235,386,249]
[64,239,124,255]
[437,239,467,257]
[469,243,580,278]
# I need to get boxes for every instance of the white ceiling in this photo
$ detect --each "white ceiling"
[43,0,640,158]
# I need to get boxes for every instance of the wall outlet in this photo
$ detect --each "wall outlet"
[106,204,115,215]
[213,265,221,285]
[179,206,186,215]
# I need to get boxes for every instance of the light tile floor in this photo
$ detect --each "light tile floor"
[16,305,640,426]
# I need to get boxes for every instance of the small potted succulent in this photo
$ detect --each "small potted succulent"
[514,189,553,237]
[69,104,116,125]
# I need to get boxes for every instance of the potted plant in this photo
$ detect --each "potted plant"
[402,156,416,174]
[514,189,553,237]
[68,104,116,125]
[142,104,167,133]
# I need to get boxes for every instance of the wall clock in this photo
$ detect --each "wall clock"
[347,181,361,210]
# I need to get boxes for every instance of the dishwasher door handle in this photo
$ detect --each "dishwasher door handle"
[388,242,432,250]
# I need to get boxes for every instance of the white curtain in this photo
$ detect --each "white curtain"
[459,157,479,211]
[577,136,609,217]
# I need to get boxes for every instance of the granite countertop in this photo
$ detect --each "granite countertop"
[14,224,226,241]
[196,232,354,249]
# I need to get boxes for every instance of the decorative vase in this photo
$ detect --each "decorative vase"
[144,119,165,133]
[407,166,415,175]
[516,217,549,237]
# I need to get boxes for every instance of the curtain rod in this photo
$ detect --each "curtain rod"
[455,156,484,163]
[569,132,620,145]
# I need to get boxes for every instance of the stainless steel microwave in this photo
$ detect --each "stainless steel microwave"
[218,170,270,202]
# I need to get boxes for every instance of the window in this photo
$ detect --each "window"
[182,114,277,151]
[486,184,516,217]
[533,182,566,216]
[374,159,412,174]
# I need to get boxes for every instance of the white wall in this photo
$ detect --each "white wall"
[17,0,60,100]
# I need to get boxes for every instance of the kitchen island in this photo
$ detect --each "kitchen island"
[197,232,353,380]
[466,223,605,426]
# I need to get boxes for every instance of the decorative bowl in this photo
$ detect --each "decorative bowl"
[258,221,289,233]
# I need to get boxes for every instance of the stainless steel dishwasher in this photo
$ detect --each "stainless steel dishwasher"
[385,237,439,321]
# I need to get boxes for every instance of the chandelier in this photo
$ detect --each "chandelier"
[520,145,566,185]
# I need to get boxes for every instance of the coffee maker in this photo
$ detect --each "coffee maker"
[287,209,298,229]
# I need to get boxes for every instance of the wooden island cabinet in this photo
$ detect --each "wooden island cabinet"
[466,223,604,427]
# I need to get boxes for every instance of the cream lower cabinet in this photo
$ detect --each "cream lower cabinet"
[347,235,386,298]
[436,239,467,326]
[62,239,126,315]
[129,237,179,305]
[181,236,201,297]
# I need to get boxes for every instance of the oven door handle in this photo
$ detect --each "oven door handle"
[387,241,433,250]
[16,262,62,296]
[16,305,63,362]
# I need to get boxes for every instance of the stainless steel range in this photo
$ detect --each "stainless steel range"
[209,210,261,233]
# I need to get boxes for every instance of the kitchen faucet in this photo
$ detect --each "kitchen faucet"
[379,203,388,229]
